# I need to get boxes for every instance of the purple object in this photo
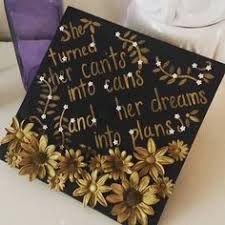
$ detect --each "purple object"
[4,0,63,90]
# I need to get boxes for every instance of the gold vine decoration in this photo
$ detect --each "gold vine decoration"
[53,105,71,150]
[115,31,149,70]
[185,109,200,127]
[173,110,200,133]
[153,57,214,86]
[37,76,60,121]
[80,18,101,34]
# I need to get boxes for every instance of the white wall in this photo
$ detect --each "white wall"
[0,0,10,40]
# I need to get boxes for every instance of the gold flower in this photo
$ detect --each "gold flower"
[1,117,35,152]
[89,154,106,173]
[48,173,67,191]
[73,170,111,207]
[59,149,87,182]
[5,149,22,168]
[19,135,61,181]
[103,148,133,180]
[168,140,189,161]
[133,138,174,179]
[106,172,159,225]
[153,176,174,199]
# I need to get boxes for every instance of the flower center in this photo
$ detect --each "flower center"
[146,155,156,164]
[16,131,24,140]
[160,183,166,189]
[55,178,61,184]
[96,162,101,168]
[112,157,123,170]
[12,156,18,161]
[35,152,48,165]
[125,188,142,207]
[169,145,180,154]
[67,158,79,171]
[89,183,97,192]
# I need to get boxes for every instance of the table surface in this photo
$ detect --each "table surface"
[1,2,225,224]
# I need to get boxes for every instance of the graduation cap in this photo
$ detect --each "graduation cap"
[0,7,224,225]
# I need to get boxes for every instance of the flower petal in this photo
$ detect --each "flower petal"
[157,156,174,165]
[50,152,61,160]
[117,209,130,223]
[46,165,55,177]
[112,203,127,216]
[5,127,16,134]
[143,189,159,205]
[155,163,165,175]
[138,176,150,192]
[155,147,167,157]
[122,178,130,190]
[128,211,137,225]
[134,147,148,159]
[139,165,150,177]
[19,165,31,176]
[1,134,15,144]
[91,170,98,182]
[48,160,58,168]
[147,138,156,154]
[89,195,97,207]
[83,192,92,207]
[133,161,146,171]
[130,172,139,188]
[73,187,88,197]
[46,145,56,155]
[136,207,148,225]
[39,166,46,179]
[106,194,123,203]
[23,123,34,133]
[97,174,109,185]
[12,117,20,130]
[39,135,48,151]
[150,166,160,180]
[99,185,111,193]
[139,203,154,215]
[111,183,124,194]
[97,191,108,207]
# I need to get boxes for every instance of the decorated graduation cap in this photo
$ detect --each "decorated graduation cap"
[0,7,224,225]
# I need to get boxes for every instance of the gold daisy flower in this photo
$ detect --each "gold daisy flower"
[103,148,133,180]
[89,154,106,173]
[48,173,67,192]
[5,149,22,168]
[133,138,174,179]
[19,135,61,181]
[168,140,189,161]
[73,170,111,207]
[106,172,159,225]
[153,176,174,199]
[59,149,87,182]
[1,117,35,152]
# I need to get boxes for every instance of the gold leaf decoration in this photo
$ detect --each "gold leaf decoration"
[53,105,71,150]
[80,18,101,34]
[185,110,200,125]
[116,31,150,70]
[153,57,214,86]
[37,76,60,121]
